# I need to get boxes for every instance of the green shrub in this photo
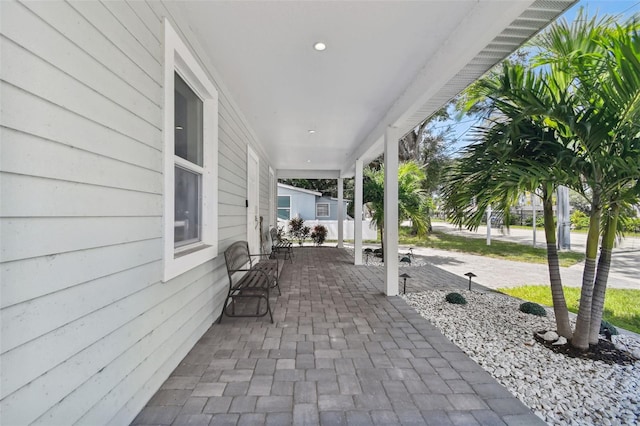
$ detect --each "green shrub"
[519,301,547,316]
[570,210,590,230]
[445,292,467,305]
[288,217,310,245]
[524,216,546,227]
[600,320,619,336]
[621,216,640,234]
[311,224,328,246]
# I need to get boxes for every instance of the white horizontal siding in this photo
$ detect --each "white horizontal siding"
[1,128,162,194]
[0,0,275,424]
[1,84,162,171]
[17,0,161,105]
[1,36,160,145]
[2,1,161,126]
[2,264,214,425]
[0,174,162,218]
[106,311,214,426]
[2,261,160,354]
[1,239,162,309]
[127,1,163,43]
[67,0,162,84]
[1,217,161,262]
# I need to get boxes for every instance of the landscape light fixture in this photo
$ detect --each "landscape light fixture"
[400,273,411,295]
[464,272,477,291]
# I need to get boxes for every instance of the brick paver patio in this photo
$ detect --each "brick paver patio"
[133,247,543,425]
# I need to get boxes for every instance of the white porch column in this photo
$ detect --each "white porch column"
[354,159,363,265]
[337,177,344,248]
[384,126,399,296]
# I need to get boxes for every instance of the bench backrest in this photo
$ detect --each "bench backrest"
[269,227,279,243]
[224,241,252,279]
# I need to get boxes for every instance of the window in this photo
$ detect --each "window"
[163,19,218,281]
[277,196,291,220]
[174,73,203,248]
[316,203,330,218]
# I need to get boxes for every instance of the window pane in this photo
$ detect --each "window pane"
[277,208,290,220]
[277,196,290,208]
[175,166,201,246]
[316,204,329,217]
[175,73,203,166]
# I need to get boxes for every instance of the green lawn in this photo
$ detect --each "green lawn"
[398,228,584,267]
[499,285,640,334]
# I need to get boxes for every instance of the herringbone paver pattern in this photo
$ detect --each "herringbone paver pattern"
[133,247,543,426]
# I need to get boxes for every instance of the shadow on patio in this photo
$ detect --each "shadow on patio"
[133,247,543,425]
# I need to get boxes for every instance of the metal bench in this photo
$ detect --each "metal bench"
[270,227,293,262]
[218,241,282,323]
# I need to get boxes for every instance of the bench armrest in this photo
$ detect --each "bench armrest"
[249,253,271,259]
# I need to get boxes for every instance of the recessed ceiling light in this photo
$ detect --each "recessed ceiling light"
[308,130,316,134]
[313,42,326,51]
[307,160,311,163]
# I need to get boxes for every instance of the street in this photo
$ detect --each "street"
[408,222,640,290]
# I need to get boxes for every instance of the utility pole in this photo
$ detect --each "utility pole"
[486,205,492,246]
[557,186,571,250]
[531,192,536,247]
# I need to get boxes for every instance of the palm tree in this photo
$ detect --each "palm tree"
[533,12,640,348]
[442,83,575,338]
[363,161,431,254]
[446,10,640,349]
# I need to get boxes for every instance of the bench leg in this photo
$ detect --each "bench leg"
[218,297,228,324]
[265,295,273,323]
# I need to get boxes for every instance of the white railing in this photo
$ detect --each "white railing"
[278,218,378,241]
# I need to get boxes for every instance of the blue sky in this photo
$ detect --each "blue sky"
[444,0,640,153]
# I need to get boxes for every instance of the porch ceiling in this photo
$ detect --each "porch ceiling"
[178,0,576,177]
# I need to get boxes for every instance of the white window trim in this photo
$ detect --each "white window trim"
[163,19,218,282]
[316,202,330,218]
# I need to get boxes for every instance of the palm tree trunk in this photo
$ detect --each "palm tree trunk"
[588,205,619,344]
[542,189,572,338]
[572,193,601,350]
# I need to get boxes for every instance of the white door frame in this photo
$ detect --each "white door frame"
[247,146,260,254]
[269,167,275,229]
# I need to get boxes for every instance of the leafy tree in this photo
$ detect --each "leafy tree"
[280,178,353,200]
[569,189,591,214]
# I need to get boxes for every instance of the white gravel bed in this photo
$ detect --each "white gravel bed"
[403,290,640,425]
